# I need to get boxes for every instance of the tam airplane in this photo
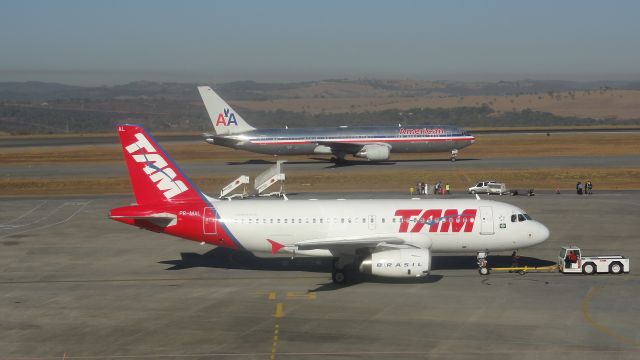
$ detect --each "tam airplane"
[198,86,475,163]
[109,124,549,283]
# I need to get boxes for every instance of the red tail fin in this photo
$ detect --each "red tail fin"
[117,124,202,205]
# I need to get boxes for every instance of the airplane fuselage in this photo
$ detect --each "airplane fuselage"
[205,125,475,156]
[112,198,549,258]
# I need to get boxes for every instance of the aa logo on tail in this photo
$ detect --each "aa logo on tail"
[216,108,238,127]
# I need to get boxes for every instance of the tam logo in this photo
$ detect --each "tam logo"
[125,133,188,199]
[394,209,477,233]
[216,108,239,127]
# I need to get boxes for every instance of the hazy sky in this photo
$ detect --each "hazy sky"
[1,0,639,85]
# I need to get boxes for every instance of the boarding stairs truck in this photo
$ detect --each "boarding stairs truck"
[558,246,630,275]
[255,160,286,197]
[219,175,250,199]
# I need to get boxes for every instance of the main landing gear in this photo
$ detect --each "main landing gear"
[332,256,355,284]
[330,153,347,165]
[477,251,489,275]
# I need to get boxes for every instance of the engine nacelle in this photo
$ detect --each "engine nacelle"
[359,248,431,278]
[354,144,391,161]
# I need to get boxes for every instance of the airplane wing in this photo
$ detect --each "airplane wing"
[316,141,392,161]
[292,234,411,254]
[315,141,368,154]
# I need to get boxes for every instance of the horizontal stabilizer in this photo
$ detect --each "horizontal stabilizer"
[109,207,177,227]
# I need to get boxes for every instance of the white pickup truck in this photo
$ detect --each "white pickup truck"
[558,246,630,274]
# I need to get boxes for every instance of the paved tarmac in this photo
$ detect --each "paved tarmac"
[1,191,638,359]
[4,154,640,180]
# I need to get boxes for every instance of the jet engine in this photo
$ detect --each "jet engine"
[354,144,391,161]
[359,248,431,278]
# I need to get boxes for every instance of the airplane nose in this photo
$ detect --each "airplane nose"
[536,222,550,244]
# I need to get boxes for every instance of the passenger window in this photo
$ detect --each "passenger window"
[312,218,316,223]
[284,219,287,223]
[277,219,281,223]
[362,218,366,223]
[341,218,345,223]
[382,218,385,223]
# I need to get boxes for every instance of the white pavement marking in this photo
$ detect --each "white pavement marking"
[0,201,90,239]
[0,200,47,228]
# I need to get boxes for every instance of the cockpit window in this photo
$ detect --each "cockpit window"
[512,213,531,222]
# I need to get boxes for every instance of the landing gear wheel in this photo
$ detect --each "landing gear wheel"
[582,262,596,275]
[609,262,623,274]
[332,270,346,284]
[478,267,490,275]
[450,157,457,162]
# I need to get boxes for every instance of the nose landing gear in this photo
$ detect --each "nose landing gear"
[450,149,458,162]
[477,251,489,275]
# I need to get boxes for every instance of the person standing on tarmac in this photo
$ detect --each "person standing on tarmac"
[445,183,451,195]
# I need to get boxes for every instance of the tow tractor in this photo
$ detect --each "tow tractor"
[478,246,630,275]
[558,246,630,275]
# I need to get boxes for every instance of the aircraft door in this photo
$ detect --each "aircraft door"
[203,207,218,235]
[368,215,376,230]
[479,206,494,235]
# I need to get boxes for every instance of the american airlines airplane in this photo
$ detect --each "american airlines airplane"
[198,86,476,163]
[110,124,549,283]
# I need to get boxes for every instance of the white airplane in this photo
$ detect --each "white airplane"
[197,86,475,163]
[109,124,550,283]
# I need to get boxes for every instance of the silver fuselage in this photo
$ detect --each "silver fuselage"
[205,125,475,156]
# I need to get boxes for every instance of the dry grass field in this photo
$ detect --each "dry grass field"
[1,132,639,196]
[2,167,639,197]
[235,89,640,120]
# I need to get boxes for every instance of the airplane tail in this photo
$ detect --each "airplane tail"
[197,86,256,135]
[116,124,204,205]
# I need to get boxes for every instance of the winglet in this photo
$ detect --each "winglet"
[267,239,285,254]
